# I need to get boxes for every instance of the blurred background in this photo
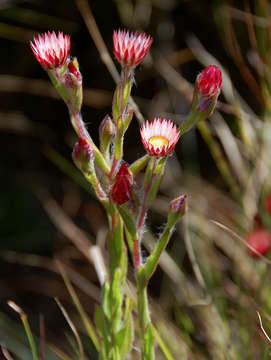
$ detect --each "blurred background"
[1,0,271,359]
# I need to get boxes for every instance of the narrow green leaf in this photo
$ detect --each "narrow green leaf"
[102,282,111,320]
[95,306,110,353]
[110,269,122,315]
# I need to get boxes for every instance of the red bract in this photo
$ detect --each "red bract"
[140,118,180,157]
[196,65,222,98]
[113,29,153,68]
[30,31,70,70]
[111,163,133,205]
[246,229,271,257]
[68,60,81,81]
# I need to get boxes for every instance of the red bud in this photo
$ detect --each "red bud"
[111,163,133,205]
[246,229,271,257]
[196,65,222,99]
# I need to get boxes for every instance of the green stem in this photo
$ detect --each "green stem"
[133,158,166,272]
[137,285,155,360]
[140,226,171,286]
[179,109,201,135]
[179,92,219,135]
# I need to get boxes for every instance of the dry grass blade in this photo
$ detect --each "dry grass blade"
[48,344,73,360]
[56,260,100,351]
[40,194,108,284]
[257,312,271,344]
[0,75,112,109]
[1,250,100,302]
[211,112,249,187]
[183,215,209,292]
[1,345,14,360]
[211,220,271,264]
[55,297,85,360]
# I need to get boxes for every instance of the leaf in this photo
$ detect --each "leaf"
[102,281,111,320]
[95,305,110,353]
[110,268,123,315]
[110,269,123,333]
[115,297,134,359]
[143,325,156,360]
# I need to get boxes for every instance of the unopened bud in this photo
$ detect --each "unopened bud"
[111,163,133,205]
[61,57,82,111]
[170,195,187,213]
[167,195,187,228]
[68,58,81,81]
[63,58,82,88]
[72,137,94,173]
[99,115,116,154]
[193,65,222,114]
[196,65,222,99]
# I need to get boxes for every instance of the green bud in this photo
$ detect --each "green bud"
[99,114,116,155]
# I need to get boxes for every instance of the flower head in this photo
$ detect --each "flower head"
[111,163,133,205]
[246,229,271,257]
[30,31,70,70]
[196,65,222,98]
[140,118,180,157]
[113,29,153,68]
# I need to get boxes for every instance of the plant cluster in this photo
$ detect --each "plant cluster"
[29,29,221,359]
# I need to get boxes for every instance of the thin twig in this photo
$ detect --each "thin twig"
[183,214,208,291]
[39,193,108,284]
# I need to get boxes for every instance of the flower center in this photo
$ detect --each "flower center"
[149,136,168,148]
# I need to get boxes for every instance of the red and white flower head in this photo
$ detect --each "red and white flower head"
[30,31,70,70]
[140,118,180,157]
[113,29,153,68]
[196,65,222,98]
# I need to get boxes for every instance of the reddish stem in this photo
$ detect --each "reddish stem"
[133,158,157,272]
[109,157,119,184]
[133,238,142,272]
[71,110,91,140]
